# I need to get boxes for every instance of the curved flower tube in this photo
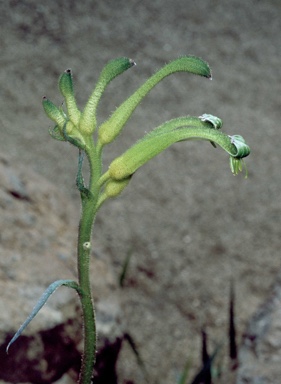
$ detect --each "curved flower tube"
[98,56,211,146]
[79,57,136,135]
[105,119,250,181]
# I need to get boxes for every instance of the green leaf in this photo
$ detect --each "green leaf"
[98,55,211,145]
[6,279,79,353]
[119,250,133,288]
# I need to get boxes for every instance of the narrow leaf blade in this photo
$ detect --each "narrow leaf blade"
[6,279,79,353]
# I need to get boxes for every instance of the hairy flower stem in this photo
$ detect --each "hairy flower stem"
[77,206,96,384]
[77,137,101,384]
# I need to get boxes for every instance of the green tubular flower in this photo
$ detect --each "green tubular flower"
[107,121,250,181]
[59,69,81,126]
[98,55,211,146]
[79,57,136,135]
[42,97,66,128]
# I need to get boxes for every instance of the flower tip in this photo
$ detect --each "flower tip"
[129,58,136,67]
[229,156,248,178]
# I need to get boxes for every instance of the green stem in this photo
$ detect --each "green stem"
[77,201,96,384]
[77,137,101,384]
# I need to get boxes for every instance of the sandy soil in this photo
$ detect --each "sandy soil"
[1,1,281,383]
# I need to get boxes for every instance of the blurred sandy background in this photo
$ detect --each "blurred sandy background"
[1,1,281,383]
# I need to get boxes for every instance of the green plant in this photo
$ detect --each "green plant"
[6,56,250,383]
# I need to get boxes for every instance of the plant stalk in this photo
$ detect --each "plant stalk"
[77,137,102,384]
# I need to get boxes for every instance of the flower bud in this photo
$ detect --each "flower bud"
[104,177,131,198]
[59,69,81,126]
[42,97,66,128]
